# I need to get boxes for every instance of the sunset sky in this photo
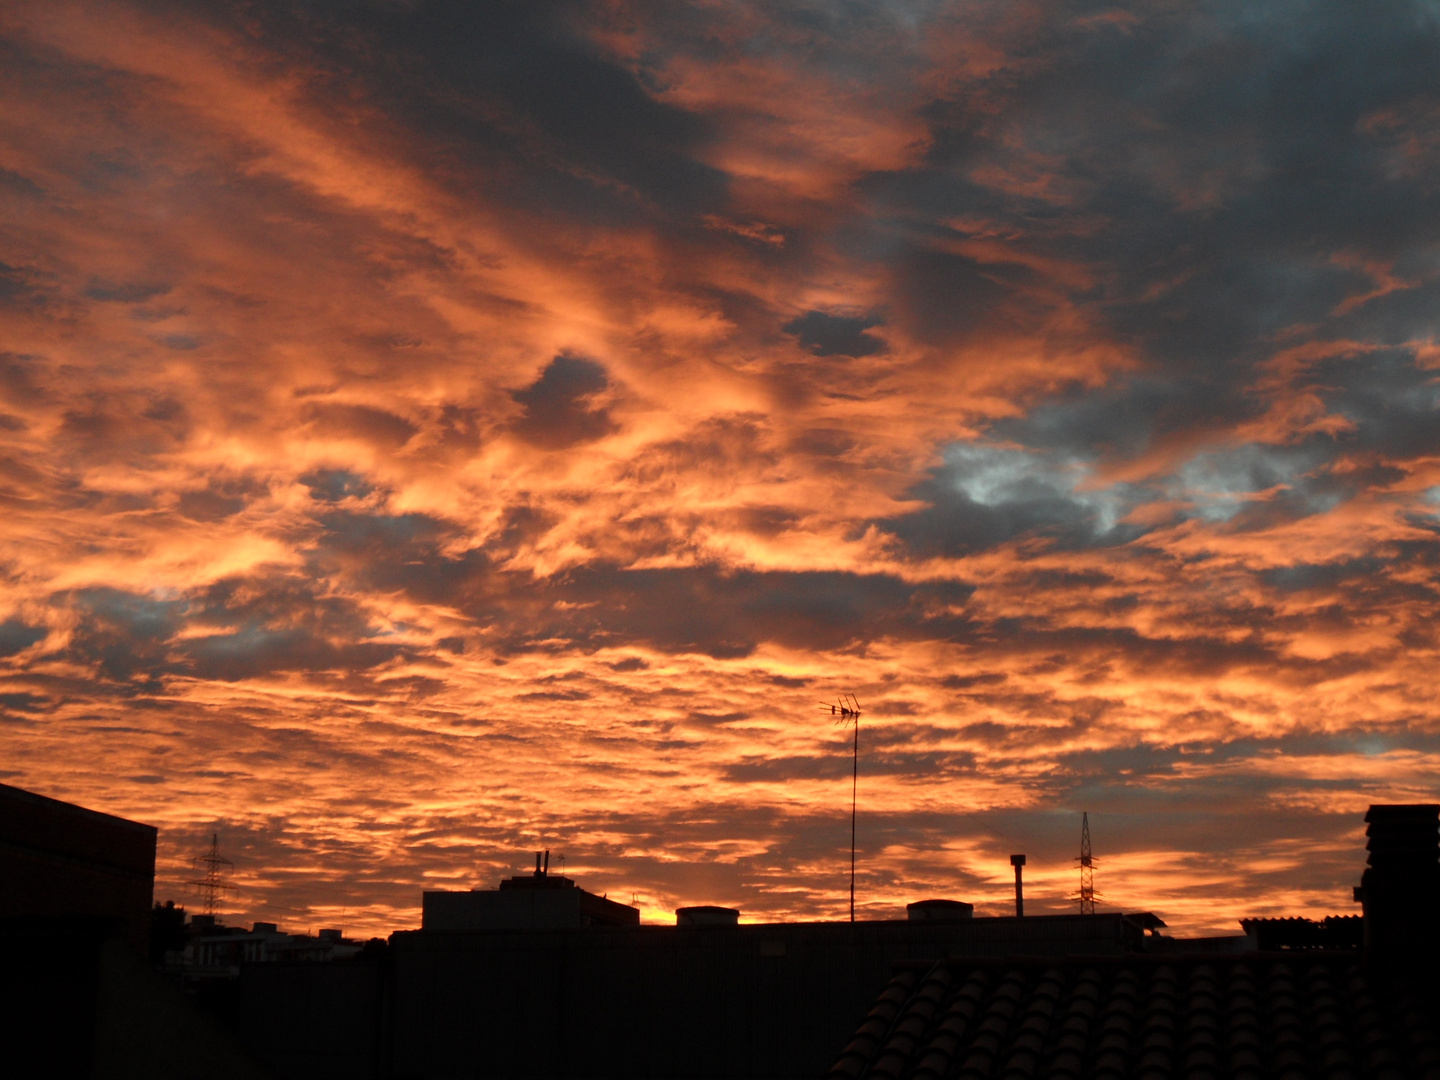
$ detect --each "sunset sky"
[3,0,1439,938]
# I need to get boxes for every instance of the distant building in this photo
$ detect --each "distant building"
[167,915,363,988]
[0,781,156,955]
[422,849,640,930]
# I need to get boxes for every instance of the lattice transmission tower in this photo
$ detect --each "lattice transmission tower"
[1074,811,1098,914]
[187,832,234,915]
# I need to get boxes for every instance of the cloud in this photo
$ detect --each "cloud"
[85,279,171,303]
[301,470,373,504]
[783,311,885,358]
[883,442,1145,556]
[306,404,419,449]
[2,0,1439,938]
[62,588,186,684]
[0,618,45,657]
[511,355,618,448]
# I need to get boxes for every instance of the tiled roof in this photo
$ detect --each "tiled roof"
[827,953,1440,1080]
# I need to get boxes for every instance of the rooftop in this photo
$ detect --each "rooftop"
[828,953,1440,1080]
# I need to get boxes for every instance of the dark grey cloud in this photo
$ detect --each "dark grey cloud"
[1312,346,1440,460]
[859,0,1440,448]
[300,469,373,503]
[0,261,51,308]
[889,249,1026,347]
[306,509,495,607]
[991,378,1255,465]
[0,166,43,200]
[176,476,264,521]
[0,618,45,657]
[502,566,976,658]
[63,588,186,684]
[190,0,728,226]
[0,353,48,407]
[783,311,885,358]
[178,573,408,681]
[178,625,403,683]
[511,354,617,449]
[85,279,171,303]
[57,394,191,460]
[880,443,1147,557]
[49,572,412,687]
[200,497,986,660]
[0,691,47,713]
[305,403,418,449]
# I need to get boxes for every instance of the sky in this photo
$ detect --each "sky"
[2,0,1439,938]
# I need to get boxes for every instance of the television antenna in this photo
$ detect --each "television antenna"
[187,832,235,916]
[1072,811,1099,915]
[821,694,862,921]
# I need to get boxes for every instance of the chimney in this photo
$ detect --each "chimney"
[1011,854,1027,917]
[1355,804,1440,956]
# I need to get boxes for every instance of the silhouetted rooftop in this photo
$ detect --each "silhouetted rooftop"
[828,953,1440,1080]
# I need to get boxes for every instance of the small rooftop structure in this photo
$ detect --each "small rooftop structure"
[1239,915,1362,951]
[906,899,974,922]
[676,905,739,926]
[1124,911,1167,936]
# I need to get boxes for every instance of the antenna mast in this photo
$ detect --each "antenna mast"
[187,832,234,916]
[1074,812,1097,915]
[821,694,862,921]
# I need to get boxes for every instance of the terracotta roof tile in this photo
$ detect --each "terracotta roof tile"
[835,953,1440,1080]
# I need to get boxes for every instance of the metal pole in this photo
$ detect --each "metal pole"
[850,718,858,923]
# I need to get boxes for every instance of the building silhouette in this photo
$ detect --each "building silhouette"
[0,781,156,955]
[0,783,270,1078]
[6,783,1437,1079]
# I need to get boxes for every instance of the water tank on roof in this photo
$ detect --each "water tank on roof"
[676,905,740,926]
[906,899,974,922]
